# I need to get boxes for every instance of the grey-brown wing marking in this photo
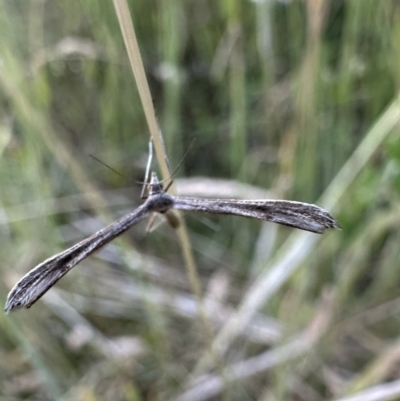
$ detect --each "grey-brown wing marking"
[172,197,340,234]
[5,203,152,313]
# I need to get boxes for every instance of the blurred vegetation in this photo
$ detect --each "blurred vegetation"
[1,0,400,400]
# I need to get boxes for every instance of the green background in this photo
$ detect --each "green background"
[1,1,400,400]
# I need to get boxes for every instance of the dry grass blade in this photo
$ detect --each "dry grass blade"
[111,0,218,375]
[174,290,335,401]
[331,380,400,401]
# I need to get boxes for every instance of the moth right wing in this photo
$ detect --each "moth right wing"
[173,197,340,234]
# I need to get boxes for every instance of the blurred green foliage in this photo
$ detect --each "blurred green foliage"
[1,0,400,400]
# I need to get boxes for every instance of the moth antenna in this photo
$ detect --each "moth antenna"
[138,138,197,192]
[89,154,124,177]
